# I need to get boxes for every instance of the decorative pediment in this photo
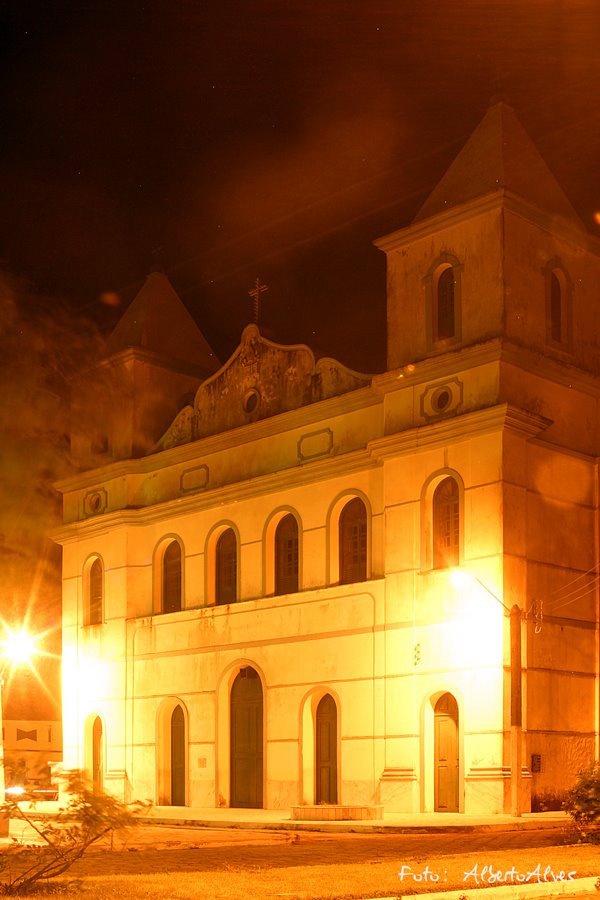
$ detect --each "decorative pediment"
[153,325,371,452]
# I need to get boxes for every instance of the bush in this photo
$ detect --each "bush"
[563,760,600,840]
[0,770,147,895]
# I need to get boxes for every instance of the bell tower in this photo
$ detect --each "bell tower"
[376,102,598,374]
[71,270,220,463]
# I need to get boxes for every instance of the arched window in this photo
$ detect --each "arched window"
[163,541,182,613]
[544,261,571,350]
[425,255,462,350]
[436,267,455,340]
[88,558,103,625]
[216,528,237,605]
[433,477,459,568]
[339,497,367,585]
[275,514,299,595]
[549,271,562,343]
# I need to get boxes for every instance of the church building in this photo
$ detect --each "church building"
[53,103,600,816]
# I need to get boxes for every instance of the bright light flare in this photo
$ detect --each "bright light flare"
[450,568,474,590]
[2,627,38,667]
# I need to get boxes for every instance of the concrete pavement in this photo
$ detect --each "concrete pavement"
[140,803,572,834]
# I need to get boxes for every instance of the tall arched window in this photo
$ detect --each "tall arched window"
[88,558,103,625]
[275,514,299,595]
[163,541,182,613]
[339,497,367,584]
[544,261,571,350]
[216,528,237,605]
[436,267,455,340]
[433,477,459,569]
[425,255,462,350]
[549,271,562,343]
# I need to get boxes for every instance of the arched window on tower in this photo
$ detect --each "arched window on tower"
[436,266,455,340]
[433,477,460,569]
[274,514,299,596]
[87,558,103,625]
[549,271,562,343]
[339,497,367,585]
[216,528,237,605]
[544,261,571,350]
[163,541,182,614]
[425,255,462,351]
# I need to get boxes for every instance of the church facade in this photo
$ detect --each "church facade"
[54,103,600,815]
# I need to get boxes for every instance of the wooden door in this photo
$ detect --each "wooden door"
[434,692,459,811]
[170,705,186,806]
[316,694,338,804]
[230,668,263,808]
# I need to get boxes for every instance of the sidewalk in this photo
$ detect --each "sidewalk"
[141,805,571,834]
[14,799,571,834]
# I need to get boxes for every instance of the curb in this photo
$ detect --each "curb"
[397,875,600,899]
[137,815,569,836]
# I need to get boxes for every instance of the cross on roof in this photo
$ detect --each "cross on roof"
[248,277,269,324]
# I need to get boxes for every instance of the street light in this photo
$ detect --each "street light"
[1,629,38,670]
[0,627,38,803]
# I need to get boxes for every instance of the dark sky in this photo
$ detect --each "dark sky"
[1,0,600,372]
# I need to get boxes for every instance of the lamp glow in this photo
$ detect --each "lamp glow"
[450,568,474,590]
[2,628,37,667]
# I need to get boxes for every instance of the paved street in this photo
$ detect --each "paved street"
[4,817,598,898]
[47,823,589,876]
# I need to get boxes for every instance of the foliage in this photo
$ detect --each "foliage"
[563,760,600,842]
[0,770,147,895]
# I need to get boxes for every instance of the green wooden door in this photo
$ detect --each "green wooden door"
[231,668,263,808]
[434,692,459,812]
[316,694,338,804]
[170,705,186,806]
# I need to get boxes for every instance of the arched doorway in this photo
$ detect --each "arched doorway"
[170,705,186,806]
[316,694,337,804]
[230,667,263,808]
[434,692,459,812]
[92,716,103,793]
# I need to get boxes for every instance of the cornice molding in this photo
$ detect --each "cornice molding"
[373,339,503,394]
[500,342,600,397]
[98,346,210,379]
[52,446,381,543]
[374,189,599,256]
[374,338,600,399]
[368,403,551,461]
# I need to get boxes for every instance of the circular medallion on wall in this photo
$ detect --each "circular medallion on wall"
[420,378,463,420]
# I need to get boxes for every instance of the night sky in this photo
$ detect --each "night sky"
[2,0,600,373]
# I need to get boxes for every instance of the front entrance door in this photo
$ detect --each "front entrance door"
[316,694,337,804]
[170,705,186,806]
[434,692,459,812]
[230,667,263,808]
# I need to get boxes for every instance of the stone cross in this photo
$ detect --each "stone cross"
[248,277,269,324]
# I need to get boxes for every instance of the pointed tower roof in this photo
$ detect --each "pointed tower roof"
[413,102,584,229]
[107,270,219,374]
